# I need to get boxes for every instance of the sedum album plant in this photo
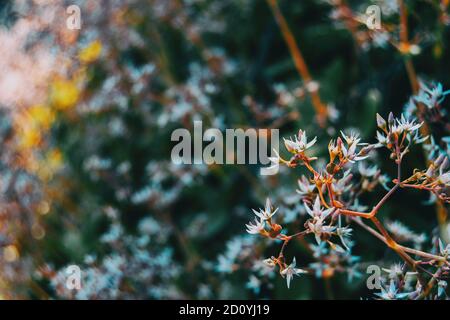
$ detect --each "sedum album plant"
[246,111,450,299]
[2,0,450,300]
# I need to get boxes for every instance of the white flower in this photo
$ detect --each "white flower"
[252,198,278,221]
[267,149,281,165]
[340,131,361,146]
[425,155,450,186]
[304,197,333,219]
[438,280,448,297]
[280,257,307,289]
[372,31,390,48]
[327,103,340,121]
[305,80,319,93]
[393,114,423,134]
[340,131,368,160]
[376,130,388,146]
[264,149,281,173]
[307,219,336,244]
[283,129,317,154]
[409,44,421,55]
[245,218,265,234]
[409,130,429,145]
[376,113,427,150]
[331,170,353,195]
[217,255,235,273]
[337,216,352,250]
[252,260,274,277]
[341,142,358,161]
[330,131,370,162]
[376,113,387,129]
[437,157,450,185]
[246,275,261,294]
[440,172,450,185]
[296,176,316,195]
[304,197,335,244]
[358,162,379,177]
[403,98,417,117]
[386,221,426,245]
[375,280,412,300]
[263,258,276,268]
[414,82,450,109]
[382,263,417,280]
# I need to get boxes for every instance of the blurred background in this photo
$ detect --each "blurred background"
[0,0,449,299]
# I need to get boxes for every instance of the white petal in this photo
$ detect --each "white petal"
[291,257,297,268]
[306,136,317,149]
[313,196,321,213]
[252,209,264,219]
[286,274,292,289]
[304,203,314,217]
[265,198,272,213]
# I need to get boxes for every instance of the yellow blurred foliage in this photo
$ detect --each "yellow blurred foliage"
[14,105,56,150]
[18,126,42,149]
[37,149,63,182]
[47,148,63,168]
[51,79,79,110]
[27,105,56,130]
[79,40,103,64]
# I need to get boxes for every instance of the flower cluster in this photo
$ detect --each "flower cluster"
[44,211,182,299]
[375,113,427,161]
[246,113,450,298]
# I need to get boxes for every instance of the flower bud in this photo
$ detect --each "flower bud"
[388,112,395,128]
[376,113,387,130]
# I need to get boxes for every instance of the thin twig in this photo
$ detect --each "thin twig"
[266,0,328,127]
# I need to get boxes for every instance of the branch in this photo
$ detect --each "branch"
[339,159,403,219]
[350,216,446,263]
[266,0,328,127]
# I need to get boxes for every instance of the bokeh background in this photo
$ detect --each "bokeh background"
[0,0,449,299]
